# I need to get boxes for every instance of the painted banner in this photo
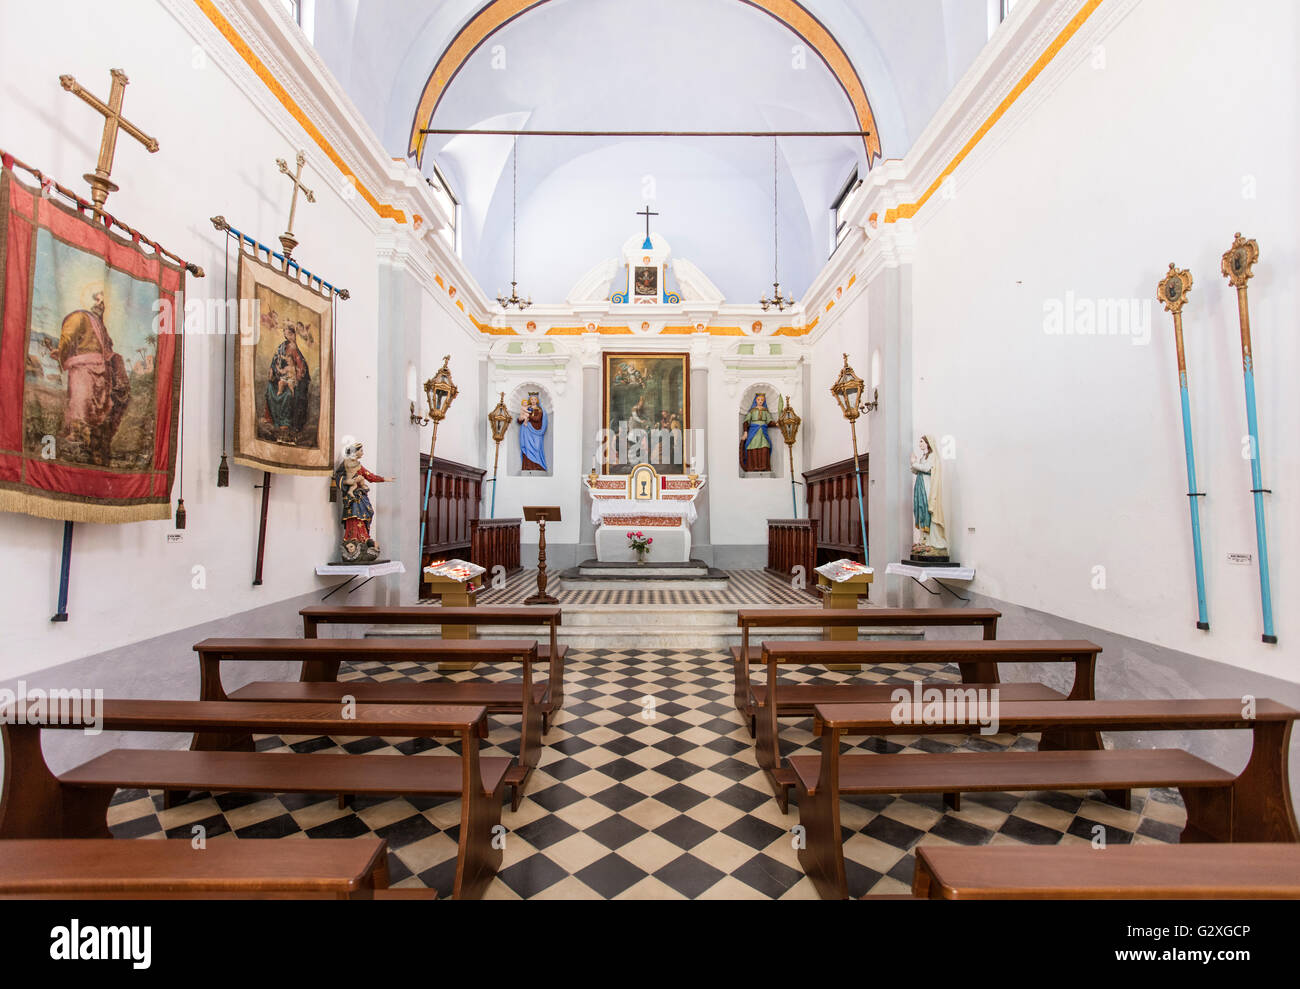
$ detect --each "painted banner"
[0,165,183,523]
[232,249,334,475]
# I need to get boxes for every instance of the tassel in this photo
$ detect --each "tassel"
[217,453,230,488]
[174,498,187,530]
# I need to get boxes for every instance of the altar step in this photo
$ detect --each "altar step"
[368,604,924,650]
[558,559,729,590]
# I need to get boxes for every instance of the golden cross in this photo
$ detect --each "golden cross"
[59,69,159,211]
[275,151,316,263]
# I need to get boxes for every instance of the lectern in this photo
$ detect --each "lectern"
[523,506,562,605]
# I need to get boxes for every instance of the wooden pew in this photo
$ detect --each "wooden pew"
[190,637,542,810]
[0,838,437,900]
[0,699,506,899]
[300,605,567,732]
[797,698,1300,899]
[732,607,1002,733]
[755,639,1101,811]
[912,844,1300,900]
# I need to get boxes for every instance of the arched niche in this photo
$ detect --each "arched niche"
[737,382,784,479]
[504,381,555,478]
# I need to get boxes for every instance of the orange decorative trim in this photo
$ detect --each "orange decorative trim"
[774,317,817,337]
[408,0,881,165]
[883,0,1104,225]
[192,0,408,224]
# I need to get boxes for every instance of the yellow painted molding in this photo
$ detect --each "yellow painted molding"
[883,0,1104,225]
[193,0,408,224]
[408,0,881,165]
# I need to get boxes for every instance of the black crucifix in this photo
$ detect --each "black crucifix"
[637,204,658,247]
[59,68,160,211]
[252,151,316,587]
[275,150,315,265]
[52,68,159,621]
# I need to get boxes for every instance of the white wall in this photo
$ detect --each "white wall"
[0,0,458,679]
[808,288,872,470]
[908,0,1298,682]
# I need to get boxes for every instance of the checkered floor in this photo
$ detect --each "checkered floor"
[108,649,1187,899]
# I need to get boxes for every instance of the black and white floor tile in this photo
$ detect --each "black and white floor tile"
[108,649,1186,899]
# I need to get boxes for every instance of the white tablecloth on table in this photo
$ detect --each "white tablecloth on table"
[884,562,975,582]
[595,525,691,563]
[589,497,697,525]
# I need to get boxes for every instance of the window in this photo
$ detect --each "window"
[829,167,862,256]
[427,163,462,256]
[989,0,1019,37]
[281,0,302,25]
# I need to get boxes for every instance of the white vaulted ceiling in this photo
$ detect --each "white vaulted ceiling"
[311,0,989,303]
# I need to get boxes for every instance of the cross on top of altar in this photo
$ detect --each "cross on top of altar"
[636,204,658,249]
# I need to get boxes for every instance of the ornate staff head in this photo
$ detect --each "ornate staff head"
[1221,232,1259,288]
[1157,263,1193,315]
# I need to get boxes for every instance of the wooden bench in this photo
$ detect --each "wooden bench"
[0,699,506,899]
[797,698,1300,899]
[301,605,567,732]
[912,844,1300,900]
[0,838,436,900]
[733,607,1001,733]
[191,637,542,810]
[755,639,1102,811]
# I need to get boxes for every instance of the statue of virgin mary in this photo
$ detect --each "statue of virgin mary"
[910,434,949,560]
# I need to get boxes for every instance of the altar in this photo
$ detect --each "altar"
[584,463,705,563]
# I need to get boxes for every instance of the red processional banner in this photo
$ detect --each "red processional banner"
[0,164,184,522]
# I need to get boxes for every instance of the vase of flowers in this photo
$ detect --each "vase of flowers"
[627,530,652,563]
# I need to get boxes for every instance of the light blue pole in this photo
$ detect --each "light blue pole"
[1160,265,1208,630]
[851,422,868,567]
[490,476,498,519]
[1176,370,1209,629]
[418,422,438,557]
[1224,238,1276,643]
[1241,361,1276,642]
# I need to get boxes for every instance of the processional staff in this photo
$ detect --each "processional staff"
[1157,264,1208,630]
[1221,233,1276,644]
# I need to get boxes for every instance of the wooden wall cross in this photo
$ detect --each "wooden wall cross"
[59,68,159,210]
[275,150,316,264]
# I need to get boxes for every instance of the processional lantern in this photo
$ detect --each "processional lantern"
[418,356,459,555]
[776,395,802,517]
[487,392,512,518]
[830,354,872,564]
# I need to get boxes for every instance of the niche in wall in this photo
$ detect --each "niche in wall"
[505,381,555,478]
[737,382,784,479]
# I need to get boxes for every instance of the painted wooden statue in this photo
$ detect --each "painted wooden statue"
[333,440,388,562]
[739,392,773,472]
[518,392,549,471]
[910,434,949,560]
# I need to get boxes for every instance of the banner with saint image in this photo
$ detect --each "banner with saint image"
[232,249,334,475]
[0,164,184,522]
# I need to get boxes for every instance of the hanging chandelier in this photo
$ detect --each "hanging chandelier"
[497,136,532,310]
[760,138,794,312]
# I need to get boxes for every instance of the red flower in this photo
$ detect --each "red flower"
[647,537,653,543]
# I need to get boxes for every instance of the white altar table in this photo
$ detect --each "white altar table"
[584,464,705,563]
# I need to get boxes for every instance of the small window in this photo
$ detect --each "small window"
[830,167,862,257]
[281,0,302,25]
[427,163,462,256]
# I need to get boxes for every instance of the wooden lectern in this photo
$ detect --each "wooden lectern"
[818,569,874,671]
[523,506,561,605]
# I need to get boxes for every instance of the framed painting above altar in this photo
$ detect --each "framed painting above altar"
[602,352,689,474]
